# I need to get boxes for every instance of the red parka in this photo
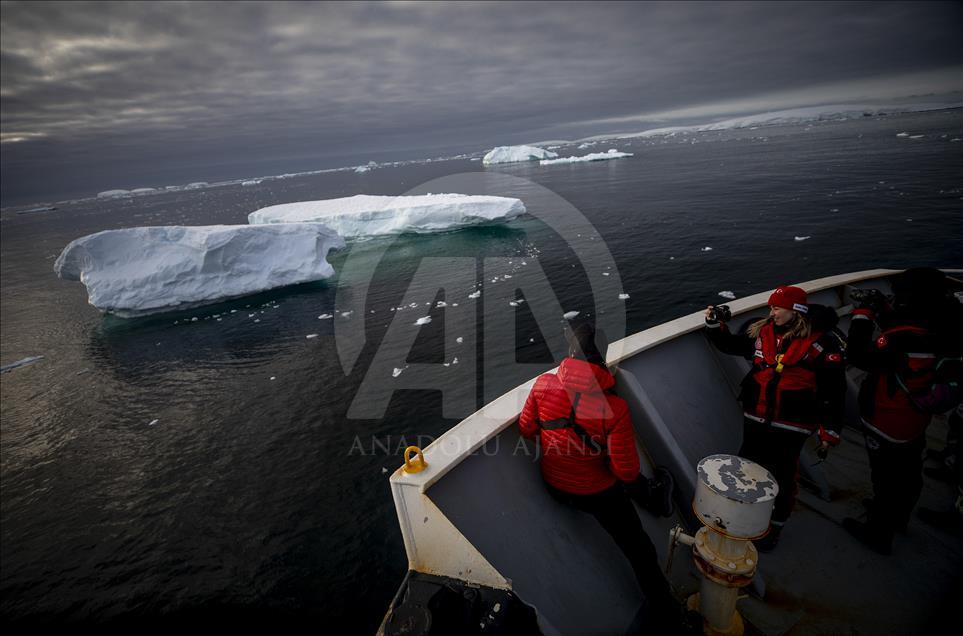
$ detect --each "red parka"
[519,357,640,495]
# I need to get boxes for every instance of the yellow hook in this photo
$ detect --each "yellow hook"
[402,446,427,474]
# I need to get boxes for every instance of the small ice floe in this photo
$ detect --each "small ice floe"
[340,311,353,318]
[306,334,319,339]
[794,236,811,241]
[436,301,448,308]
[563,310,580,320]
[896,132,909,137]
[952,138,962,142]
[392,367,405,378]
[191,317,198,322]
[701,246,713,252]
[456,337,464,344]
[618,293,630,300]
[906,218,913,222]
[509,301,519,307]
[409,302,418,308]
[468,290,481,299]
[254,319,261,323]
[230,309,237,313]
[830,208,839,212]
[414,316,432,326]
[381,467,388,474]
[148,419,159,426]
[529,338,535,343]
[0,356,44,374]
[451,303,458,307]
[718,291,736,300]
[503,275,512,280]
[908,135,924,139]
[602,272,610,276]
[451,357,459,365]
[521,261,527,266]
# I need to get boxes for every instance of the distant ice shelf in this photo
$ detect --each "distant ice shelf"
[247,194,526,238]
[482,145,558,165]
[54,224,345,317]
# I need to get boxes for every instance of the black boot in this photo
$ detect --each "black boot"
[648,466,676,518]
[843,518,893,555]
[627,467,676,518]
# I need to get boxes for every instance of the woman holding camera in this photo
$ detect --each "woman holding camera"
[705,286,846,550]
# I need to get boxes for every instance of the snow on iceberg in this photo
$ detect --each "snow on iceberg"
[54,224,345,317]
[248,194,526,238]
[482,145,558,165]
[718,291,736,299]
[540,149,633,165]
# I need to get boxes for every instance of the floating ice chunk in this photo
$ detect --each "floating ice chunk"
[908,135,924,139]
[563,311,580,320]
[952,138,961,142]
[451,357,459,365]
[392,367,404,378]
[249,194,526,238]
[618,293,630,300]
[718,291,736,300]
[414,316,432,326]
[436,301,448,308]
[482,145,558,165]
[540,149,634,166]
[148,419,159,426]
[186,182,209,189]
[456,337,464,344]
[270,376,276,380]
[54,225,344,317]
[0,356,44,374]
[896,132,909,137]
[340,311,353,318]
[468,290,481,299]
[306,334,319,339]
[130,188,156,195]
[354,165,371,173]
[602,272,610,276]
[701,246,713,252]
[509,301,519,307]
[794,236,811,241]
[577,142,596,149]
[97,189,131,198]
[242,179,262,186]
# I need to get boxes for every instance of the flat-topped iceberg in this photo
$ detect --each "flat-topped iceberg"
[247,194,526,238]
[540,149,634,165]
[54,224,344,317]
[482,145,558,165]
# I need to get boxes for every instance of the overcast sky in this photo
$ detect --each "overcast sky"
[2,1,961,204]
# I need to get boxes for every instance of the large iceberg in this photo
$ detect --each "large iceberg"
[247,194,526,238]
[482,145,558,165]
[54,224,344,317]
[540,149,634,165]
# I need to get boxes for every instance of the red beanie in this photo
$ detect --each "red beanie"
[768,285,808,314]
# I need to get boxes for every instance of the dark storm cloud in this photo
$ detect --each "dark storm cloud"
[2,1,961,203]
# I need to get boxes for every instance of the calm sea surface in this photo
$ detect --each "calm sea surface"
[2,110,962,631]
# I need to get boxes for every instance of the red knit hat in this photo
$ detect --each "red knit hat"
[768,285,808,314]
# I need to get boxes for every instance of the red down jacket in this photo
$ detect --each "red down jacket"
[519,357,640,495]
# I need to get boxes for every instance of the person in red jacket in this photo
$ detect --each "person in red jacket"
[705,285,847,551]
[843,268,962,554]
[519,322,684,632]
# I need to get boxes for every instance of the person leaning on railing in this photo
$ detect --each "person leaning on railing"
[704,285,847,551]
[519,322,700,635]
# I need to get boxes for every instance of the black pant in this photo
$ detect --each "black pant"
[865,429,926,535]
[738,418,808,523]
[546,483,678,627]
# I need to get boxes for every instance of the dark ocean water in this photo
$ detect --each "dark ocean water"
[2,109,962,632]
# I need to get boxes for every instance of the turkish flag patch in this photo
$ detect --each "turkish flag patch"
[876,336,888,348]
[827,353,842,363]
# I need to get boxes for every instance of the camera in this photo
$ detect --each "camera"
[850,288,888,311]
[708,304,731,323]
